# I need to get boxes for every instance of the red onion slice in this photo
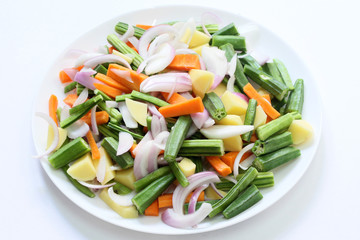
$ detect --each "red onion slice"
[202,47,228,87]
[140,73,192,93]
[233,92,249,103]
[33,112,59,159]
[209,183,224,198]
[145,43,175,75]
[133,140,160,179]
[172,171,220,215]
[73,88,88,107]
[188,184,209,214]
[108,187,136,206]
[233,143,255,177]
[62,68,78,81]
[159,116,167,132]
[119,24,134,42]
[162,203,212,228]
[138,25,177,58]
[73,71,102,90]
[191,109,209,129]
[84,54,131,69]
[200,125,254,139]
[148,103,163,118]
[96,149,106,183]
[250,50,270,66]
[147,142,161,173]
[133,131,153,155]
[180,92,194,100]
[153,131,170,150]
[239,154,256,170]
[110,68,133,83]
[116,132,134,156]
[150,115,161,137]
[148,33,173,57]
[118,102,138,129]
[78,181,115,189]
[186,123,199,139]
[74,52,102,67]
[90,106,99,135]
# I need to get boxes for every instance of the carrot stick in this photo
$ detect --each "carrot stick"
[59,71,72,83]
[136,24,153,30]
[48,95,58,126]
[158,97,204,118]
[95,73,130,92]
[107,64,148,91]
[126,41,138,52]
[221,151,239,168]
[81,111,109,126]
[130,143,137,158]
[167,54,201,71]
[161,92,188,104]
[144,199,159,216]
[93,83,123,99]
[243,83,280,119]
[262,94,271,104]
[63,93,78,107]
[240,151,253,163]
[158,191,205,208]
[86,131,101,160]
[206,156,232,176]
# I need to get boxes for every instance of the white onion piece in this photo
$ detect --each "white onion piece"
[172,171,220,215]
[128,36,139,50]
[62,68,78,81]
[188,184,209,214]
[120,24,134,42]
[200,125,254,139]
[153,131,170,150]
[233,143,255,177]
[74,52,102,67]
[96,149,106,183]
[33,112,59,159]
[66,120,90,139]
[60,105,70,120]
[138,25,177,58]
[117,132,134,156]
[118,102,138,129]
[148,33,173,57]
[186,123,199,139]
[147,142,161,173]
[162,203,212,228]
[140,73,192,93]
[202,117,215,129]
[145,43,175,75]
[191,109,209,129]
[226,55,237,92]
[78,181,115,189]
[84,54,131,69]
[233,92,249,103]
[151,115,161,137]
[73,88,88,107]
[226,75,236,93]
[239,154,256,170]
[202,46,228,89]
[238,23,260,52]
[132,131,153,155]
[250,50,270,66]
[108,187,136,206]
[133,140,160,179]
[90,106,99,135]
[110,68,133,83]
[148,103,163,118]
[209,183,224,198]
[105,100,118,108]
[180,92,194,100]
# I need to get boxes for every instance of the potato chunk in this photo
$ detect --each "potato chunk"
[288,120,314,145]
[189,69,214,98]
[67,153,96,181]
[178,158,196,177]
[221,91,248,115]
[114,168,136,190]
[189,30,211,48]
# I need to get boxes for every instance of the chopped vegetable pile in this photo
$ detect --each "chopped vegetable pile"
[34,13,314,229]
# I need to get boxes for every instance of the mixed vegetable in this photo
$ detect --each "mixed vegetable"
[34,13,314,229]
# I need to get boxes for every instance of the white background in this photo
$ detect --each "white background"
[1,0,359,239]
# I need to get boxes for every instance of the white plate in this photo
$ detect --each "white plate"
[32,5,322,235]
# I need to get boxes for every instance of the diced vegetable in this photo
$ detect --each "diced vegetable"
[253,106,267,129]
[178,158,196,177]
[288,119,313,145]
[66,153,96,181]
[221,90,248,116]
[61,165,95,198]
[47,127,67,151]
[189,69,214,98]
[125,98,148,126]
[215,114,243,125]
[189,30,211,48]
[222,135,243,151]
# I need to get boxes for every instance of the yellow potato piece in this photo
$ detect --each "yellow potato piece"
[221,91,248,115]
[46,126,68,151]
[254,106,267,129]
[92,147,115,185]
[178,158,196,177]
[99,187,138,218]
[205,186,227,200]
[215,115,243,125]
[125,98,148,126]
[288,120,314,145]
[223,135,243,151]
[67,153,96,181]
[114,168,136,190]
[209,82,227,97]
[190,43,209,56]
[189,69,214,98]
[189,30,211,48]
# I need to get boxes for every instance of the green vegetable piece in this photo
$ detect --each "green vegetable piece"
[239,55,262,70]
[94,64,108,75]
[101,137,134,169]
[209,167,258,218]
[213,23,239,36]
[115,22,146,38]
[215,172,274,190]
[97,101,122,123]
[113,182,132,195]
[98,125,119,140]
[164,115,192,162]
[133,166,171,192]
[107,122,144,140]
[61,165,95,198]
[178,139,225,156]
[146,116,152,131]
[262,62,284,84]
[252,131,293,156]
[184,200,219,214]
[64,82,77,93]
[169,161,189,187]
[196,24,219,34]
[94,89,112,101]
[132,173,175,214]
[48,137,91,169]
[252,146,301,172]
[190,157,203,173]
[273,59,295,90]
[130,90,169,107]
[69,95,103,115]
[256,113,294,141]
[115,94,134,102]
[243,65,288,101]
[223,184,263,219]
[203,92,227,120]
[242,99,257,142]
[285,79,304,115]
[212,35,246,52]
